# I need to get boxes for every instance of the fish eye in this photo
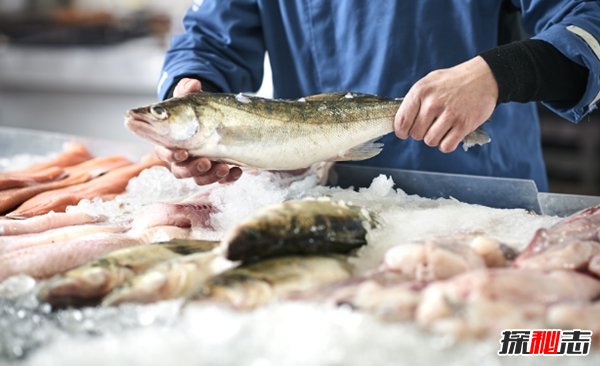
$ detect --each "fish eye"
[150,105,168,119]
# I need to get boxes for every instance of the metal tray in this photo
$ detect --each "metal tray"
[329,163,600,217]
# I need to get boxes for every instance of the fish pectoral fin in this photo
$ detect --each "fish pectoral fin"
[335,141,384,161]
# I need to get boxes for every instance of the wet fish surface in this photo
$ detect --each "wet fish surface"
[0,225,190,281]
[0,212,102,236]
[224,199,377,263]
[8,155,164,218]
[190,255,353,309]
[514,204,600,271]
[125,92,491,170]
[38,239,219,307]
[102,247,223,306]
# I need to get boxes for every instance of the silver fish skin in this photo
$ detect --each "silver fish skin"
[102,247,226,306]
[125,92,491,170]
[38,239,219,308]
[191,255,353,309]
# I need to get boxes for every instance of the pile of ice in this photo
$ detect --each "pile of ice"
[0,164,580,366]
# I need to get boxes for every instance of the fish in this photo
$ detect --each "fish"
[190,255,353,309]
[1,142,92,175]
[0,224,126,254]
[131,192,216,231]
[0,169,93,215]
[8,155,164,219]
[300,271,423,322]
[102,246,224,306]
[0,225,190,281]
[0,166,66,190]
[0,212,102,236]
[223,198,377,263]
[514,204,600,271]
[0,155,132,216]
[416,268,600,338]
[38,239,219,307]
[125,92,491,171]
[547,302,600,345]
[382,234,517,282]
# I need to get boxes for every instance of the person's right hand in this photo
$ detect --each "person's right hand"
[155,78,243,185]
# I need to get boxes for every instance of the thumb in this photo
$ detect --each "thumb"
[174,78,202,97]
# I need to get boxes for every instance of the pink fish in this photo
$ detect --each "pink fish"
[0,225,190,281]
[0,212,102,236]
[8,155,164,219]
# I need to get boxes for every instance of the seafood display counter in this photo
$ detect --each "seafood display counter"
[1,127,599,366]
[0,126,149,163]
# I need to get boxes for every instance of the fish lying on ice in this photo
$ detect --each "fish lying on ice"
[0,169,92,215]
[0,212,102,236]
[0,225,190,281]
[190,255,353,309]
[514,204,600,272]
[0,166,66,190]
[301,271,423,322]
[131,192,216,231]
[1,142,92,175]
[8,155,165,219]
[416,268,600,338]
[382,234,518,282]
[102,246,224,306]
[0,224,126,254]
[547,301,600,344]
[38,239,219,307]
[0,155,132,215]
[125,92,491,170]
[223,199,377,263]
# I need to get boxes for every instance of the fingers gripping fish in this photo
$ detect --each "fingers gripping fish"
[125,92,491,170]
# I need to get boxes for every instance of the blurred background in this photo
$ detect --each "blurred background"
[0,0,597,194]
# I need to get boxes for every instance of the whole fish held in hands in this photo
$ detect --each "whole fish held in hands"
[125,92,491,170]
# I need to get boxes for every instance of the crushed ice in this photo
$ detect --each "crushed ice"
[0,165,578,365]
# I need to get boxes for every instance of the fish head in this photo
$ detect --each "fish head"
[125,96,204,149]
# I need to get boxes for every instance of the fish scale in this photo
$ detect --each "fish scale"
[125,92,490,170]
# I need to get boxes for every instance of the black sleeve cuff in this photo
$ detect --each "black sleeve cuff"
[164,77,222,99]
[479,39,588,104]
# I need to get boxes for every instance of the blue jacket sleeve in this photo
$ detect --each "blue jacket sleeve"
[514,0,600,122]
[157,0,265,100]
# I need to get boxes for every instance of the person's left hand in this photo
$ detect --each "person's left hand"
[394,56,498,153]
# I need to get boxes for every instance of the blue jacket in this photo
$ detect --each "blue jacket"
[158,0,600,192]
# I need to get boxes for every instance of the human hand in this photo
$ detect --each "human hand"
[394,56,498,153]
[156,78,243,185]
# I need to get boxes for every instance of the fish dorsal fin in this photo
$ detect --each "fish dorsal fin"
[303,92,385,103]
[303,92,348,101]
[334,139,384,161]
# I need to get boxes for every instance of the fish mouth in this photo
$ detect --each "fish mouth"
[124,110,171,146]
